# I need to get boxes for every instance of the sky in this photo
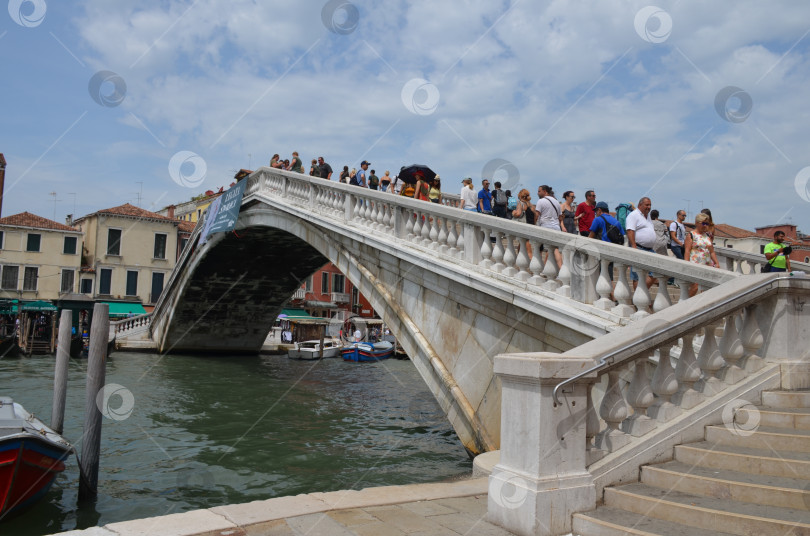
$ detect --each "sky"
[1,1,810,233]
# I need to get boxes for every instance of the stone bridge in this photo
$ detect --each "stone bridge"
[147,167,786,456]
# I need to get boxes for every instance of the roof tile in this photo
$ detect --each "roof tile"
[0,211,78,232]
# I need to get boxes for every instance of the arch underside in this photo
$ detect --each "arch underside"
[158,204,595,454]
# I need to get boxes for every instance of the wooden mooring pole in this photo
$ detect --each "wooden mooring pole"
[79,302,109,502]
[51,309,72,434]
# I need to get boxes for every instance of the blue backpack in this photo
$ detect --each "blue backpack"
[507,196,517,211]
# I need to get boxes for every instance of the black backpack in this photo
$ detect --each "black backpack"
[601,216,624,245]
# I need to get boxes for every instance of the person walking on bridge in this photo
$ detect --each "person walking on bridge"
[317,157,333,180]
[626,197,658,290]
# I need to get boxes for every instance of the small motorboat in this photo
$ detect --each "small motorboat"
[288,339,343,360]
[341,341,395,362]
[0,397,73,518]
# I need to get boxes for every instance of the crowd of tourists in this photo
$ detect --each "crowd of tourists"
[267,152,793,284]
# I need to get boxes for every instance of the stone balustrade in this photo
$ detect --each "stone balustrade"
[487,273,810,535]
[111,313,151,335]
[247,168,736,320]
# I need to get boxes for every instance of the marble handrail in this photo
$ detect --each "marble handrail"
[247,167,737,319]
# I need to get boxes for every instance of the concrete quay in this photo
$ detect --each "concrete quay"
[51,476,519,536]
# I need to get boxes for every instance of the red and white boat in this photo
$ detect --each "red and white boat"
[0,397,72,519]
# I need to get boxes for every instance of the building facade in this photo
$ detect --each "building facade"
[72,203,179,306]
[289,262,375,320]
[0,212,83,301]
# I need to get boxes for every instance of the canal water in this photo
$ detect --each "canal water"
[0,352,471,535]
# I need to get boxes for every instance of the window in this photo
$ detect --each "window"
[61,269,75,293]
[805,257,809,263]
[151,272,165,303]
[332,273,345,293]
[107,228,122,255]
[352,287,359,305]
[1,265,18,290]
[99,268,112,295]
[154,233,167,259]
[80,278,93,294]
[0,231,4,249]
[26,233,41,252]
[23,267,38,291]
[321,272,329,294]
[63,236,78,254]
[180,238,188,253]
[305,275,312,292]
[125,270,138,296]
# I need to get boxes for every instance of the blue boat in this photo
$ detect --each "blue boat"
[341,341,394,362]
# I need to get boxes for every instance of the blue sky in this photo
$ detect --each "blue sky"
[1,1,810,232]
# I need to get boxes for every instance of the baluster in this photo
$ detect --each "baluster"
[595,259,614,310]
[421,212,433,246]
[406,209,417,240]
[672,333,702,409]
[611,263,634,317]
[371,201,381,230]
[491,231,506,272]
[652,272,673,312]
[586,386,605,465]
[719,312,746,384]
[621,358,656,436]
[542,245,560,291]
[631,267,652,320]
[557,246,573,297]
[695,321,725,396]
[447,219,458,255]
[479,226,494,269]
[740,304,765,372]
[673,278,689,304]
[382,203,392,233]
[455,224,465,259]
[594,370,631,452]
[528,240,545,285]
[647,343,681,422]
[363,197,372,222]
[413,210,425,243]
[514,237,531,281]
[353,197,362,219]
[437,217,449,253]
[501,234,518,277]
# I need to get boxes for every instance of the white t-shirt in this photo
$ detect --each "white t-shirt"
[626,209,656,248]
[535,196,561,230]
[460,186,478,209]
[669,221,685,247]
[354,329,362,342]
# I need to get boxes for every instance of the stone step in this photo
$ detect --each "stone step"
[762,390,810,408]
[572,506,739,536]
[705,424,810,453]
[674,440,810,479]
[604,483,810,536]
[758,407,810,430]
[641,460,810,510]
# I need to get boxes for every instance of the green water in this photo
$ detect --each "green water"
[0,352,470,535]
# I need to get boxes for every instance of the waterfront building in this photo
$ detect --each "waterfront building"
[0,211,83,301]
[158,187,227,224]
[72,203,179,309]
[288,262,376,320]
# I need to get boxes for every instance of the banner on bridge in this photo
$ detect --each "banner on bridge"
[199,179,247,245]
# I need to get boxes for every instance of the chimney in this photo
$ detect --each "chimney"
[66,214,73,226]
[0,153,6,219]
[167,204,175,219]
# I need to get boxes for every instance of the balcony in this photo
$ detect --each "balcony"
[292,288,307,300]
[331,292,350,303]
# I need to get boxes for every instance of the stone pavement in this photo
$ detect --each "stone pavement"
[53,477,516,536]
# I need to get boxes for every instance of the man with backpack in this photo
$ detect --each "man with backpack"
[588,202,624,284]
[491,181,509,218]
[588,202,625,244]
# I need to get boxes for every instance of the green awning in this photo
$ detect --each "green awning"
[20,300,57,312]
[0,299,18,315]
[103,302,147,317]
[280,308,313,318]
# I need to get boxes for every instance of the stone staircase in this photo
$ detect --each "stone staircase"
[572,390,810,535]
